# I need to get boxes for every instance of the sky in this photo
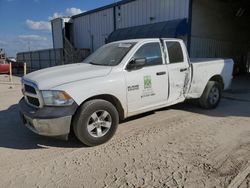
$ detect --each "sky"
[0,0,117,57]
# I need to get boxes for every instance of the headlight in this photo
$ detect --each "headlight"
[41,90,74,106]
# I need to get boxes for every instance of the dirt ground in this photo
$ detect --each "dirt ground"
[0,75,250,188]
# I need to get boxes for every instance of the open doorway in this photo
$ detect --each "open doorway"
[191,0,250,75]
[65,22,74,45]
[247,50,250,73]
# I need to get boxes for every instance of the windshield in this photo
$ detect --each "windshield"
[83,42,136,66]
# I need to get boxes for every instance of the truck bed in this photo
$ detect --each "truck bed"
[187,58,234,99]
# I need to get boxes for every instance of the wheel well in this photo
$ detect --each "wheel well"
[209,75,224,89]
[83,94,125,121]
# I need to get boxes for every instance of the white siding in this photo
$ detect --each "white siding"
[52,19,64,49]
[116,0,190,29]
[73,0,190,50]
[73,8,114,50]
[74,15,91,49]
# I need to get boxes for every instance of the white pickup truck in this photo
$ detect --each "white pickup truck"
[19,38,234,146]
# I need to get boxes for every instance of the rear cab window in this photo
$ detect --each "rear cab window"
[166,41,184,64]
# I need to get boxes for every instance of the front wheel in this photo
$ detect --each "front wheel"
[199,81,222,109]
[72,99,119,146]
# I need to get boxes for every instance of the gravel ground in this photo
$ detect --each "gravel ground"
[0,76,250,188]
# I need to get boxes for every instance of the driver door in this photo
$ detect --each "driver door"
[124,42,168,115]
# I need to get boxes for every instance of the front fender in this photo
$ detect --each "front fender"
[52,73,128,118]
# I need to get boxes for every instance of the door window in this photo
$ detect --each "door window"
[166,42,184,64]
[132,43,163,67]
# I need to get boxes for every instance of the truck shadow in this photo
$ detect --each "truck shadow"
[170,98,250,118]
[122,98,250,124]
[0,104,83,150]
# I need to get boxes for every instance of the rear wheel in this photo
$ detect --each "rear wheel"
[199,81,222,109]
[73,99,119,146]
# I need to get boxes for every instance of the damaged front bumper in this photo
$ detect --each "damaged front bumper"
[19,98,78,137]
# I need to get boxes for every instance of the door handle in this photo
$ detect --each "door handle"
[156,71,166,76]
[180,68,188,72]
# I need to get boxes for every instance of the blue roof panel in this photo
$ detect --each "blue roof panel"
[107,19,188,43]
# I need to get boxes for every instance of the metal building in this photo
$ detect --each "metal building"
[51,0,250,73]
[52,0,190,51]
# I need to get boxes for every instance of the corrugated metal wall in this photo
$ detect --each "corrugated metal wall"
[73,8,114,50]
[52,19,64,49]
[73,0,190,50]
[190,37,233,58]
[191,37,249,60]
[116,0,189,29]
[73,15,90,49]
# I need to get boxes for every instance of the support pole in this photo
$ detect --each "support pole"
[24,62,27,75]
[9,63,12,83]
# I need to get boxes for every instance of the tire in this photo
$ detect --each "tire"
[72,99,119,146]
[199,81,222,109]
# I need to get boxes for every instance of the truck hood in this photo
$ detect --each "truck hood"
[23,63,112,89]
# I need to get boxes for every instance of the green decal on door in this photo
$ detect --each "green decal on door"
[141,75,155,98]
[144,75,152,89]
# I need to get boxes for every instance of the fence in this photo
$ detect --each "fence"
[17,48,64,72]
[16,48,90,72]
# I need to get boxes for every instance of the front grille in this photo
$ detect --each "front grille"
[22,80,42,108]
[24,84,36,94]
[27,96,40,107]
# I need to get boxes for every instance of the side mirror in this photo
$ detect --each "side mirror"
[127,58,146,71]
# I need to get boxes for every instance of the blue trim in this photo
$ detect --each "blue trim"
[187,0,193,54]
[175,19,188,37]
[72,0,136,19]
[106,19,188,43]
[51,21,55,49]
[113,6,117,31]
